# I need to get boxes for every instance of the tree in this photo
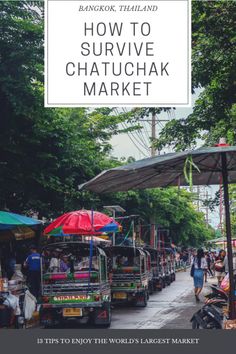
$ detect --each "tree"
[100,188,214,247]
[0,3,131,216]
[0,2,214,247]
[156,1,236,151]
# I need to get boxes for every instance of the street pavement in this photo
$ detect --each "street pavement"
[110,270,213,329]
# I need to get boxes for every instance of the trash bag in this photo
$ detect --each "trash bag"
[23,290,36,320]
[3,293,20,315]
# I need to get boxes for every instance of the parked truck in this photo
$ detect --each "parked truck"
[105,246,149,307]
[144,247,165,291]
[40,242,111,327]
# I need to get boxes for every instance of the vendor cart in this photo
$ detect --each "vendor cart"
[39,242,111,327]
[144,247,165,291]
[160,249,172,286]
[166,248,176,282]
[143,249,154,295]
[105,246,149,307]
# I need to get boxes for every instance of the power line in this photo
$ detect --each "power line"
[120,108,150,152]
[121,108,153,152]
[120,122,149,157]
[122,122,150,152]
[115,107,150,156]
[142,120,151,142]
[113,108,174,158]
[135,127,150,150]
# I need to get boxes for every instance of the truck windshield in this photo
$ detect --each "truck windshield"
[42,249,99,274]
[114,255,140,267]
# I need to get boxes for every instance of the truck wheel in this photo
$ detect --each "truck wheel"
[191,318,200,329]
[156,279,163,291]
[101,304,111,328]
[135,291,148,307]
[93,303,112,327]
[192,316,221,329]
[149,282,154,295]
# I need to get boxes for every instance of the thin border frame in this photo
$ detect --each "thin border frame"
[45,0,191,107]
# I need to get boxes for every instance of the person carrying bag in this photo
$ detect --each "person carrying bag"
[191,249,207,302]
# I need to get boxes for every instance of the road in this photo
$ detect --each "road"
[110,270,209,329]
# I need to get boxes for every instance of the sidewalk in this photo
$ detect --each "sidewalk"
[160,272,217,329]
[110,270,211,329]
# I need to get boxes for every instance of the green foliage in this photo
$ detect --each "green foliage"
[0,2,128,216]
[0,1,43,114]
[229,185,236,237]
[0,1,214,246]
[157,1,236,150]
[99,188,214,247]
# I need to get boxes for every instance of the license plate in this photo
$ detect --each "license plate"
[113,292,127,299]
[63,308,82,317]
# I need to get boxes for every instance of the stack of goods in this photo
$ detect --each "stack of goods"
[11,264,25,282]
[8,279,24,292]
[9,265,26,293]
[224,319,236,329]
[0,278,9,292]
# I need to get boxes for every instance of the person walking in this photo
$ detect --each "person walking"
[175,252,180,269]
[210,252,216,277]
[24,246,41,299]
[204,252,213,282]
[191,248,207,302]
[214,249,226,286]
[182,252,188,271]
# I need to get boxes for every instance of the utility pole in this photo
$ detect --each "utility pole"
[219,176,224,234]
[150,112,156,247]
[147,111,169,247]
[197,185,200,212]
[206,190,209,227]
[151,112,156,157]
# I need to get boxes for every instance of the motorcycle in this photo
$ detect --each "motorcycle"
[0,289,27,329]
[191,273,236,329]
[206,284,228,301]
[191,303,223,329]
[190,285,228,329]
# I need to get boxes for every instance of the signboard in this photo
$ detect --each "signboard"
[45,0,191,107]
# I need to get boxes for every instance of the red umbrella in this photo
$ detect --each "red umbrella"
[44,210,120,236]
